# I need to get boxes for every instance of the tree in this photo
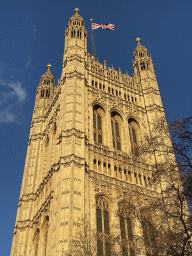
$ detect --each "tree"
[64,218,121,256]
[137,115,192,256]
[64,218,97,256]
[65,116,192,256]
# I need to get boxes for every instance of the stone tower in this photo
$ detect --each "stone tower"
[11,8,166,256]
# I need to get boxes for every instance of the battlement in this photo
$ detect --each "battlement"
[86,53,142,92]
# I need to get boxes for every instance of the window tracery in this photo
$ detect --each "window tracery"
[46,89,50,98]
[140,62,146,70]
[140,211,156,256]
[96,197,111,256]
[111,113,122,151]
[93,106,105,145]
[41,89,45,97]
[118,203,135,256]
[128,119,139,156]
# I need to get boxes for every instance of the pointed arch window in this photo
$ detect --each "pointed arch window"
[96,197,111,256]
[93,110,102,144]
[119,203,135,256]
[46,90,50,98]
[128,119,139,156]
[41,89,45,97]
[140,62,146,70]
[111,117,121,150]
[141,215,156,255]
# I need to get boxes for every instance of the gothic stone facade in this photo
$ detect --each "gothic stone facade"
[11,8,165,256]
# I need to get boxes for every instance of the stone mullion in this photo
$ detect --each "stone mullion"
[130,169,134,184]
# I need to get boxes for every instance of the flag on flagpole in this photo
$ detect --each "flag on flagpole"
[92,23,115,30]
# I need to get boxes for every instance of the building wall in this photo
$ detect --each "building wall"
[11,9,165,256]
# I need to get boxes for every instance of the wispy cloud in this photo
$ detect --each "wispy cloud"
[0,65,27,123]
[0,107,16,123]
[16,57,32,72]
[25,13,39,44]
[8,82,27,102]
[26,59,31,67]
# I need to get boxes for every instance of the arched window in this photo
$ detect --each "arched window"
[77,31,79,37]
[71,31,73,38]
[96,197,111,256]
[93,109,103,144]
[41,89,45,97]
[140,62,145,70]
[111,113,121,150]
[141,212,156,255]
[46,90,50,98]
[118,203,135,256]
[128,119,139,156]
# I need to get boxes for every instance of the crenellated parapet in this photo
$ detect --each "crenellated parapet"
[86,53,142,92]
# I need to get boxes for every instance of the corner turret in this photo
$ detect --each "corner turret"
[61,8,87,78]
[132,38,156,87]
[38,64,55,98]
[33,64,55,118]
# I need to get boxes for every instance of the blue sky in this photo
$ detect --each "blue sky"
[0,0,192,254]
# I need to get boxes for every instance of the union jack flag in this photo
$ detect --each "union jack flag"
[92,23,115,30]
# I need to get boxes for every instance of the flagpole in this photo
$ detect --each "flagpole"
[90,19,94,58]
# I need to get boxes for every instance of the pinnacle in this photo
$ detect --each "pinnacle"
[74,8,80,15]
[136,38,141,45]
[47,63,52,72]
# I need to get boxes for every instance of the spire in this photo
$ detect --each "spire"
[68,7,84,26]
[132,38,155,83]
[133,37,148,57]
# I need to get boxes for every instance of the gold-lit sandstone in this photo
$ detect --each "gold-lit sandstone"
[11,8,170,256]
